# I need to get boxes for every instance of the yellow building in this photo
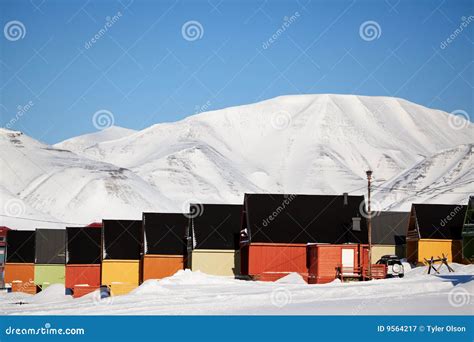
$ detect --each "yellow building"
[406,204,466,265]
[187,204,242,277]
[188,249,240,276]
[101,220,142,295]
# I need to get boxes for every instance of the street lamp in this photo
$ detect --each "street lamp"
[366,170,373,279]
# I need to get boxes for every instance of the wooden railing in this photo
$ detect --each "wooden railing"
[336,264,387,281]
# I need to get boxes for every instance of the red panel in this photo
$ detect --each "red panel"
[308,244,368,284]
[244,243,308,281]
[65,264,101,289]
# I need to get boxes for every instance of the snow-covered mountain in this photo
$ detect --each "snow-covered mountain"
[0,129,174,229]
[55,126,136,152]
[1,94,473,229]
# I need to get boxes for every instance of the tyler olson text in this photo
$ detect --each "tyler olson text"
[427,325,466,333]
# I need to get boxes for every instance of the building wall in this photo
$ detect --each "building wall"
[101,260,140,286]
[34,264,65,288]
[418,239,462,264]
[189,249,240,276]
[4,263,35,284]
[406,240,418,264]
[65,264,101,289]
[244,243,307,279]
[308,244,366,284]
[371,245,404,262]
[142,254,184,281]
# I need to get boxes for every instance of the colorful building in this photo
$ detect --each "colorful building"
[66,225,102,297]
[101,219,142,296]
[187,204,242,276]
[141,213,188,281]
[5,230,36,294]
[462,196,474,262]
[34,229,66,289]
[240,193,367,282]
[406,203,467,265]
[0,226,10,288]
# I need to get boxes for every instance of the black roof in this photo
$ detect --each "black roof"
[6,230,35,263]
[66,227,101,264]
[243,193,368,244]
[35,229,66,264]
[143,213,188,255]
[464,196,473,226]
[371,211,409,245]
[102,219,142,260]
[189,204,243,250]
[413,203,467,239]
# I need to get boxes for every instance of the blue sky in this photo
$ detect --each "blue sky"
[0,0,473,144]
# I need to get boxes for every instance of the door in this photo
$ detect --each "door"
[342,248,354,271]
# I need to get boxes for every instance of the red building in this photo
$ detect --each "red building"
[240,193,368,282]
[0,226,11,288]
[307,243,385,284]
[65,225,102,298]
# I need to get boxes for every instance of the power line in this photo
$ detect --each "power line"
[0,214,89,225]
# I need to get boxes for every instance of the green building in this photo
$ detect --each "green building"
[462,196,474,262]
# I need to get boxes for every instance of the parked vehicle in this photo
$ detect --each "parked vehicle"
[376,255,404,278]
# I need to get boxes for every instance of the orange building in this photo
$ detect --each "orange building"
[141,213,188,281]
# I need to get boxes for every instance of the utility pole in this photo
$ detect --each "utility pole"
[366,170,373,279]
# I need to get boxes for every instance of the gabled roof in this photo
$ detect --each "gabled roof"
[6,230,35,263]
[35,228,66,264]
[371,211,409,245]
[413,203,467,240]
[143,213,188,255]
[463,196,473,226]
[189,204,242,250]
[66,226,101,264]
[102,219,142,260]
[242,193,367,244]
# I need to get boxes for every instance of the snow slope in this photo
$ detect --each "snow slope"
[0,129,174,229]
[56,94,473,206]
[55,126,136,153]
[374,144,474,211]
[0,266,472,315]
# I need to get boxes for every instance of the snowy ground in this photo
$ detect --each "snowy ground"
[0,264,472,315]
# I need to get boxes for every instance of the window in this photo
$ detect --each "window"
[352,217,361,231]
